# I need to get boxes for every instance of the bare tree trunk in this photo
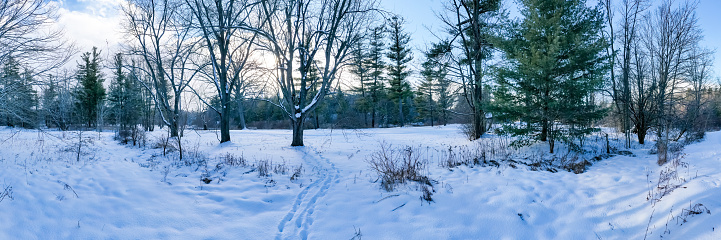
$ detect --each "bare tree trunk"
[237,98,246,130]
[398,98,404,127]
[291,118,305,146]
[474,109,483,139]
[540,119,548,142]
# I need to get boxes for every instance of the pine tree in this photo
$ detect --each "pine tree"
[75,47,106,128]
[425,41,456,126]
[107,53,142,143]
[436,66,453,126]
[42,75,59,127]
[107,53,125,127]
[350,36,372,127]
[415,58,437,126]
[367,26,386,128]
[386,16,413,127]
[0,57,38,128]
[494,0,608,153]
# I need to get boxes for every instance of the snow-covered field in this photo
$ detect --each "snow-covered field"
[0,125,719,239]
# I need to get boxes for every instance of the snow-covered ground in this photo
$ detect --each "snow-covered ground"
[0,125,719,239]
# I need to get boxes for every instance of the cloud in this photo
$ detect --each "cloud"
[53,0,126,66]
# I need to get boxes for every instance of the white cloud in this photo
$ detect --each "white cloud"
[54,0,126,68]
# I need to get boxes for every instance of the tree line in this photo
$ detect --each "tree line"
[1,0,720,159]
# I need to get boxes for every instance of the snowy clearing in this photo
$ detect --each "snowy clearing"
[0,125,719,239]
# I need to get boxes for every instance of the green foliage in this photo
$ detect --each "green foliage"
[75,47,106,128]
[493,0,609,152]
[415,52,453,126]
[0,57,38,128]
[107,53,143,137]
[386,16,413,126]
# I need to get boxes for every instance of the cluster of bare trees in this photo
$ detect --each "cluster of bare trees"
[602,0,716,164]
[118,0,377,146]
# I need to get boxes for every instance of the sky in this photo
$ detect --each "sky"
[52,0,125,66]
[53,0,721,83]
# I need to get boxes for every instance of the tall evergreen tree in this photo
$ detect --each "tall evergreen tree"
[416,58,438,126]
[350,36,372,127]
[108,53,142,143]
[0,57,38,128]
[436,65,453,126]
[367,26,387,128]
[42,75,59,127]
[386,16,413,127]
[494,0,608,153]
[75,47,106,128]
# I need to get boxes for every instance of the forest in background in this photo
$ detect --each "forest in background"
[1,0,720,162]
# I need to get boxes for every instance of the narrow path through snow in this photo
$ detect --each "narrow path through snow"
[275,146,340,240]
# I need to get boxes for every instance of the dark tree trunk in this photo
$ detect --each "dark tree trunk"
[398,98,404,127]
[170,99,180,138]
[291,118,305,146]
[473,109,484,139]
[220,95,231,143]
[540,119,548,142]
[637,128,646,144]
[237,98,246,130]
[314,110,320,129]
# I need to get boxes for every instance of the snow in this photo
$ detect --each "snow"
[301,97,317,113]
[295,113,301,118]
[0,125,719,239]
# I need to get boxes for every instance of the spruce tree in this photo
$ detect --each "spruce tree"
[436,66,453,126]
[75,47,106,128]
[386,16,413,127]
[415,58,438,126]
[366,26,386,128]
[0,57,38,128]
[42,75,59,128]
[494,0,608,153]
[425,41,455,126]
[108,53,142,143]
[350,36,372,127]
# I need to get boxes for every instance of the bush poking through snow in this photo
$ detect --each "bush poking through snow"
[116,126,146,146]
[290,164,303,181]
[676,203,711,225]
[222,153,247,167]
[257,160,271,177]
[366,143,432,193]
[648,153,690,202]
[421,185,434,203]
[273,161,288,175]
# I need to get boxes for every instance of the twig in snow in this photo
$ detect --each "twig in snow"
[0,184,13,203]
[644,208,655,240]
[59,181,79,198]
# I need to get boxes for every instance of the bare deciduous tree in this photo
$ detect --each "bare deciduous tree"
[643,0,702,165]
[601,0,649,148]
[436,0,504,140]
[122,0,199,140]
[257,0,375,146]
[185,0,260,143]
